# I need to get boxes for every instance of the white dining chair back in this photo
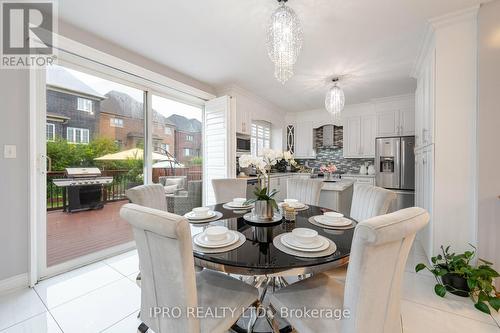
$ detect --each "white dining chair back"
[286,178,323,206]
[342,207,429,333]
[350,184,396,221]
[126,184,167,211]
[120,203,199,332]
[211,178,247,204]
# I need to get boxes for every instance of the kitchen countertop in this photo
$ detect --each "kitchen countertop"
[343,173,375,178]
[238,173,354,192]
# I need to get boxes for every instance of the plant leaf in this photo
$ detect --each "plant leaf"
[488,297,500,312]
[467,278,477,290]
[474,301,491,314]
[434,284,446,297]
[479,258,494,266]
[415,263,427,273]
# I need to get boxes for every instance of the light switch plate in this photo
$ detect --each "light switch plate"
[4,145,16,159]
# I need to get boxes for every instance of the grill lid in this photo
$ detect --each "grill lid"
[65,167,102,178]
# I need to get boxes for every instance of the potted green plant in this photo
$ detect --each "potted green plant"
[415,245,500,314]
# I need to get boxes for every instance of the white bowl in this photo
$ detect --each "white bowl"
[284,198,299,204]
[323,212,344,220]
[232,198,247,206]
[192,207,210,218]
[205,226,229,242]
[292,228,318,244]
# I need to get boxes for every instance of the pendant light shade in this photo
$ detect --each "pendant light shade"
[266,0,303,84]
[325,80,345,117]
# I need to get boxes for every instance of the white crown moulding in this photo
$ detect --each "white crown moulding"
[411,5,480,78]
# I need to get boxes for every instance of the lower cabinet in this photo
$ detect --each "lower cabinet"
[342,176,375,187]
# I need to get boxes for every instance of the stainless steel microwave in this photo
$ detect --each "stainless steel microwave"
[236,136,251,153]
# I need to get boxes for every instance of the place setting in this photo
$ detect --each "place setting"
[278,198,309,212]
[184,206,223,224]
[273,228,337,258]
[192,226,245,253]
[308,211,356,230]
[222,197,254,213]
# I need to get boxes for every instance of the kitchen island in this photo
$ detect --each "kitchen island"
[238,173,354,216]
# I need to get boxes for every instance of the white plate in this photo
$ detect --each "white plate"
[281,234,330,252]
[279,202,306,209]
[314,216,352,227]
[282,233,324,249]
[194,231,238,248]
[185,211,216,220]
[226,202,253,208]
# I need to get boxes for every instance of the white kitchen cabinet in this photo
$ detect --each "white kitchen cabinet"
[343,115,376,158]
[233,96,251,135]
[294,121,315,159]
[415,49,435,148]
[342,175,375,186]
[376,108,414,137]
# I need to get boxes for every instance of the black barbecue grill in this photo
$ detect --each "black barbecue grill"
[53,167,113,213]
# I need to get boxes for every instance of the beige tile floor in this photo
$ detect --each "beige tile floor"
[0,242,499,332]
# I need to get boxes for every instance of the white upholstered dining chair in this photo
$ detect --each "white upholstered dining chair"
[286,178,323,206]
[349,184,397,222]
[211,178,248,204]
[120,203,259,333]
[325,184,397,280]
[269,207,429,333]
[126,184,168,211]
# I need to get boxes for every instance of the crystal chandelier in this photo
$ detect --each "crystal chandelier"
[325,78,345,118]
[266,0,303,84]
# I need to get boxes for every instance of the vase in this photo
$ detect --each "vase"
[254,200,274,220]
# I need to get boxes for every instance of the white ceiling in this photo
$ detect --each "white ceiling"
[57,0,485,112]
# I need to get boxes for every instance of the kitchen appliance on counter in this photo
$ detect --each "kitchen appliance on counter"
[375,136,415,211]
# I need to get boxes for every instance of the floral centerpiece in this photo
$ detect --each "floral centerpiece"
[320,163,337,180]
[239,149,296,219]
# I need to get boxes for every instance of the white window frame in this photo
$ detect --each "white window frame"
[67,127,90,144]
[110,117,124,128]
[46,123,55,141]
[186,134,194,141]
[251,120,271,156]
[164,126,172,135]
[77,97,93,113]
[160,143,170,153]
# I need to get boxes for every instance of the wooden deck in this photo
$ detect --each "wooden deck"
[47,200,133,267]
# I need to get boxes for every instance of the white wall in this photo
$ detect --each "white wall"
[477,1,500,287]
[0,70,30,281]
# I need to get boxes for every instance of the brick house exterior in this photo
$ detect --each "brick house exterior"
[46,67,105,143]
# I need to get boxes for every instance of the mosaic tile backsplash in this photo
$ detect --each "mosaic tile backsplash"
[296,148,374,174]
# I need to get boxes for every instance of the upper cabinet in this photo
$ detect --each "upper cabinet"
[232,96,251,135]
[374,95,415,137]
[294,121,315,159]
[414,49,435,149]
[343,113,376,158]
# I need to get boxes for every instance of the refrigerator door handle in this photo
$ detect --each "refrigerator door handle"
[401,139,405,188]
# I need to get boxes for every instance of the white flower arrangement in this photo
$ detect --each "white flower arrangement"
[239,149,297,198]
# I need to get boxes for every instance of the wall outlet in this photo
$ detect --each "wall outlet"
[3,145,17,159]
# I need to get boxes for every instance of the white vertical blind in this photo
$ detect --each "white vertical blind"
[203,96,233,205]
[251,120,271,156]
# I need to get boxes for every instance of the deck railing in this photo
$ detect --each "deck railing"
[46,166,203,211]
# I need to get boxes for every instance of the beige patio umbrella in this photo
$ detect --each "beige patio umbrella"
[94,148,174,161]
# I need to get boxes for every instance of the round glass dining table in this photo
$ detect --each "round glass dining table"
[190,203,356,276]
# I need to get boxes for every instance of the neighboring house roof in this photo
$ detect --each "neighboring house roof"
[102,91,176,128]
[166,114,202,133]
[46,66,105,99]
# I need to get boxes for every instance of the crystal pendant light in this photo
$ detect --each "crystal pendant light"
[266,0,303,84]
[325,78,345,119]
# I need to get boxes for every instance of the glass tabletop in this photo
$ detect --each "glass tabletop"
[190,203,355,276]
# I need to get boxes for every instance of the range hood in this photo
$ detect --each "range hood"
[320,125,343,148]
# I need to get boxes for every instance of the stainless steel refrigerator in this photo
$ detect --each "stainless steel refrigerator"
[375,136,415,211]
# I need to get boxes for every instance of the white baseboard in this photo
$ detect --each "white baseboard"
[0,273,29,295]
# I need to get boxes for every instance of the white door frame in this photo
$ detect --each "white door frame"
[29,34,214,282]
